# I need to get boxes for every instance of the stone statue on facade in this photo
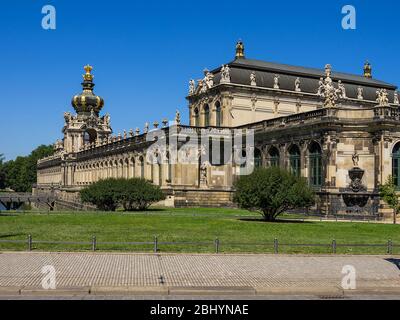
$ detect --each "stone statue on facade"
[220,65,231,83]
[175,109,181,125]
[337,80,346,98]
[273,74,280,89]
[203,69,214,89]
[54,139,64,153]
[250,71,256,86]
[64,112,72,125]
[189,79,195,95]
[352,151,359,167]
[376,88,389,106]
[295,77,301,92]
[317,77,324,96]
[144,122,149,133]
[357,87,364,100]
[394,91,399,104]
[104,113,111,127]
[317,64,338,107]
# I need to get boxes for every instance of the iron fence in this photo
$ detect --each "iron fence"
[0,235,397,255]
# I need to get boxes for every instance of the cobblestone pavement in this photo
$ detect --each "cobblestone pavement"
[0,252,399,293]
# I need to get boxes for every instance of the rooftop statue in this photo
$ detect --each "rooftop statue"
[337,80,346,99]
[188,79,195,95]
[220,65,231,83]
[273,74,280,89]
[203,69,214,89]
[295,77,301,92]
[250,71,256,86]
[317,64,338,107]
[357,86,364,100]
[376,88,389,106]
[175,110,181,125]
[394,91,399,104]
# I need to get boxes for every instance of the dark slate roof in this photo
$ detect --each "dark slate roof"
[210,58,397,102]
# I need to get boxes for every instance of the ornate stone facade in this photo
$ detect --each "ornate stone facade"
[36,42,400,217]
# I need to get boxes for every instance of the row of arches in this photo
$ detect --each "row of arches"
[252,142,323,187]
[193,101,222,127]
[74,154,172,186]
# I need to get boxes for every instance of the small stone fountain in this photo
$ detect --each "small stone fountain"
[342,152,369,208]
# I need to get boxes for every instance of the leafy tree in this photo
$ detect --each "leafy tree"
[379,175,398,224]
[1,145,54,192]
[233,167,315,221]
[80,178,165,211]
[120,178,165,211]
[80,178,124,211]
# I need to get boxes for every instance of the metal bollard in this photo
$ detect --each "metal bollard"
[274,238,278,254]
[154,236,158,253]
[92,235,97,252]
[215,238,220,254]
[332,239,337,254]
[27,234,32,251]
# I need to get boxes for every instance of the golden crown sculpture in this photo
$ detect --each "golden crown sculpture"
[83,64,94,81]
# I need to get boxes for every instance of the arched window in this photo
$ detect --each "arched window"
[166,152,172,182]
[215,101,222,127]
[268,146,280,167]
[239,149,247,175]
[193,107,199,126]
[204,104,210,127]
[254,148,262,168]
[83,129,97,145]
[130,158,135,178]
[155,152,162,186]
[209,137,225,165]
[309,142,322,187]
[139,156,144,179]
[392,143,400,188]
[289,145,301,177]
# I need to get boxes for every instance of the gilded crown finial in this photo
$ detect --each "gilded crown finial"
[83,64,94,81]
[235,39,245,59]
[364,60,372,78]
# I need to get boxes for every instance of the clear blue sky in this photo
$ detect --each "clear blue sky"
[1,0,399,160]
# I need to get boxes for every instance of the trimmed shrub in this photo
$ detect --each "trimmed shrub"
[120,178,165,211]
[233,167,315,221]
[80,178,165,211]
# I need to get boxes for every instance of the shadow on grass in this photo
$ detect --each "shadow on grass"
[238,217,311,224]
[0,233,26,239]
[122,208,168,214]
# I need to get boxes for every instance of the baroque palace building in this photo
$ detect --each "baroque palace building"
[36,41,400,217]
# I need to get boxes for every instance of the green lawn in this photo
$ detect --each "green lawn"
[0,207,399,254]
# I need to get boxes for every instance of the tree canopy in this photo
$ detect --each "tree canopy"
[80,178,165,211]
[0,145,54,192]
[233,167,315,221]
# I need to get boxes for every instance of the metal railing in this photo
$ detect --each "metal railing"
[0,235,397,255]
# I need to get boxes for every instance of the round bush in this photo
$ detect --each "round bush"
[233,167,315,221]
[80,178,165,211]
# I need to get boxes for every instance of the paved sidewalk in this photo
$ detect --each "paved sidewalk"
[0,252,399,297]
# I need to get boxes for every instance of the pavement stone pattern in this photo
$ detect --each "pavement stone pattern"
[0,252,399,291]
